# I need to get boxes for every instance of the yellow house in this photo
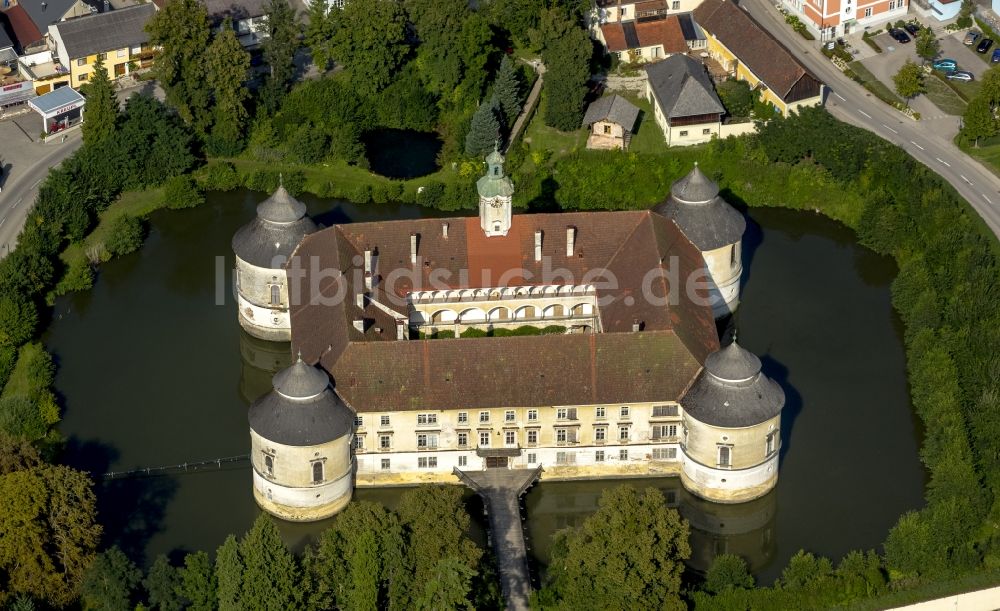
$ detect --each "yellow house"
[47,4,156,89]
[693,0,823,116]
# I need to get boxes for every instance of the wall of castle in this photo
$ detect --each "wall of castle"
[701,241,742,318]
[408,292,599,332]
[681,451,778,503]
[682,414,780,470]
[236,257,292,341]
[238,294,291,341]
[252,469,353,521]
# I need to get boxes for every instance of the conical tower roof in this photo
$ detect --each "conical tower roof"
[248,356,354,446]
[652,164,745,251]
[680,340,784,428]
[232,185,318,269]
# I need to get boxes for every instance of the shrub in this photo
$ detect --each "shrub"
[164,175,205,210]
[0,345,17,390]
[460,327,488,338]
[540,325,567,335]
[415,181,446,208]
[104,215,145,258]
[51,258,94,298]
[0,296,38,347]
[347,184,371,204]
[0,395,47,440]
[201,162,240,191]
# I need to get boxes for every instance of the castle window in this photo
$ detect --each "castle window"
[379,434,391,450]
[652,405,678,417]
[311,461,324,483]
[556,429,567,443]
[595,427,606,443]
[652,424,677,440]
[619,449,629,461]
[270,284,280,306]
[703,128,711,135]
[766,431,777,455]
[417,413,438,425]
[479,411,490,423]
[418,456,438,468]
[380,415,390,427]
[479,431,491,447]
[527,453,537,464]
[595,450,605,462]
[620,406,630,419]
[595,406,606,419]
[527,430,538,446]
[619,426,630,441]
[353,435,364,450]
[672,0,679,8]
[458,412,468,424]
[381,458,391,470]
[603,124,611,134]
[653,447,677,460]
[458,432,468,447]
[458,455,467,467]
[679,130,688,137]
[527,409,538,422]
[263,453,273,476]
[718,445,732,467]
[505,431,516,446]
[354,416,363,427]
[505,410,516,422]
[417,433,438,449]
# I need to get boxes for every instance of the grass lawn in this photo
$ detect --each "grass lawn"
[60,186,166,270]
[617,93,669,153]
[930,70,982,102]
[521,94,588,156]
[847,61,905,107]
[923,74,967,115]
[2,342,44,399]
[957,133,1000,178]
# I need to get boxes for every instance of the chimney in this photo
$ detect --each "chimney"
[632,319,642,332]
[566,226,576,258]
[534,230,543,262]
[364,271,373,291]
[410,232,418,264]
[396,319,406,340]
[442,222,449,239]
[352,319,365,333]
[364,248,372,273]
[355,292,365,308]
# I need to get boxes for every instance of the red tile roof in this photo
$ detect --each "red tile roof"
[4,5,42,50]
[693,0,822,102]
[287,210,720,412]
[601,15,687,54]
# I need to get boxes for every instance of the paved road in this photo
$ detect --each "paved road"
[742,0,1000,238]
[0,130,82,256]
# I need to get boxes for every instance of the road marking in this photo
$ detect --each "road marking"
[858,109,872,118]
[984,194,994,204]
[936,157,951,167]
[834,92,846,101]
[13,198,21,208]
[0,218,6,227]
[961,175,973,185]
[30,179,41,189]
[911,140,925,150]
[882,124,899,134]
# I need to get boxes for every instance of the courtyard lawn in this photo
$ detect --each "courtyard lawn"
[521,93,588,155]
[617,93,670,154]
[957,133,1000,179]
[923,74,968,115]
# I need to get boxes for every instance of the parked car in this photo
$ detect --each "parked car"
[965,30,981,45]
[946,70,975,81]
[889,28,911,43]
[978,38,995,53]
[932,58,958,71]
[903,22,921,36]
[992,49,1000,63]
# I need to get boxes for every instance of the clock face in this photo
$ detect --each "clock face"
[489,201,504,209]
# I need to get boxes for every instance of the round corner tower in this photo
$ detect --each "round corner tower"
[653,165,745,319]
[477,147,514,237]
[232,186,318,341]
[679,341,784,504]
[248,356,355,522]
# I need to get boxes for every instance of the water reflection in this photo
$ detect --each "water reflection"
[523,479,775,576]
[239,330,291,404]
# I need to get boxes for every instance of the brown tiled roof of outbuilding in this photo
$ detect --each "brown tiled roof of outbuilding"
[286,209,721,412]
[4,5,42,50]
[693,0,820,100]
[600,15,687,54]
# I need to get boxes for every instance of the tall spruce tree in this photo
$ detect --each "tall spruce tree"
[493,55,522,126]
[539,8,591,131]
[179,551,216,611]
[304,0,335,72]
[81,56,118,148]
[238,514,301,610]
[145,0,213,135]
[214,535,242,611]
[205,20,251,154]
[465,99,501,156]
[143,555,183,611]
[260,0,300,114]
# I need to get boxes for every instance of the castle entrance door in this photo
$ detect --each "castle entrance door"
[485,456,508,469]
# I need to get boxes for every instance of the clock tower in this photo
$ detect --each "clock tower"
[477,146,514,237]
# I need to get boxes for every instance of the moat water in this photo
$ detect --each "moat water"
[45,191,924,585]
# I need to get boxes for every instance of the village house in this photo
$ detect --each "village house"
[596,11,688,62]
[693,0,823,116]
[644,54,728,146]
[48,3,155,88]
[201,0,269,49]
[581,94,640,150]
[780,0,912,38]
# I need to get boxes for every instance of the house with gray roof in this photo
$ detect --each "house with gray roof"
[47,3,154,88]
[582,94,640,150]
[644,54,726,147]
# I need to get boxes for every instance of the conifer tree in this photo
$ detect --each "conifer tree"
[143,555,182,611]
[305,0,335,72]
[179,551,216,611]
[215,535,242,611]
[205,20,251,154]
[493,55,522,126]
[80,547,142,611]
[81,56,118,148]
[465,99,500,157]
[238,514,301,610]
[260,0,300,114]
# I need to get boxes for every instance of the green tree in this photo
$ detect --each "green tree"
[0,462,101,608]
[81,547,142,611]
[239,514,301,610]
[915,27,940,61]
[331,0,410,98]
[961,94,996,147]
[893,60,925,106]
[260,0,300,113]
[781,550,834,589]
[81,56,118,148]
[547,486,690,610]
[539,9,592,131]
[494,55,523,126]
[415,557,477,611]
[116,95,197,189]
[104,215,145,257]
[146,0,213,135]
[0,431,42,475]
[957,0,974,28]
[716,78,754,119]
[465,99,500,156]
[179,551,216,611]
[304,0,335,72]
[144,555,182,611]
[205,20,251,154]
[0,295,37,347]
[215,535,242,611]
[0,396,46,440]
[703,553,754,594]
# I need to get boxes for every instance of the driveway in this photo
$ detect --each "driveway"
[938,31,989,77]
[860,34,941,119]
